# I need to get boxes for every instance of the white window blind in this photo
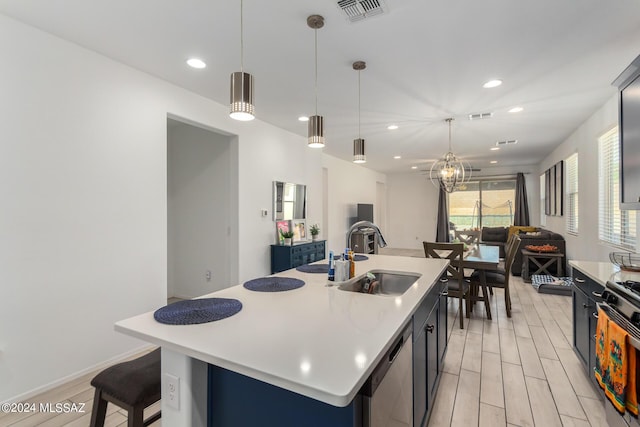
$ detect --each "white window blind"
[598,127,636,249]
[566,153,578,235]
[540,174,546,226]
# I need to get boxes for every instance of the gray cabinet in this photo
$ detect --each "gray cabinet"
[413,280,447,427]
[350,230,378,254]
[571,267,603,389]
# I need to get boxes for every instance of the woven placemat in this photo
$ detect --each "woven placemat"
[354,254,369,261]
[243,277,305,292]
[154,298,242,325]
[296,263,330,273]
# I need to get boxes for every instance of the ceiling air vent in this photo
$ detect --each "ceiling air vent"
[468,112,493,120]
[496,139,518,146]
[337,0,388,23]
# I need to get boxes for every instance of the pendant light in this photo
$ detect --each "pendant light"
[429,118,471,193]
[352,61,366,163]
[229,0,255,121]
[307,15,325,148]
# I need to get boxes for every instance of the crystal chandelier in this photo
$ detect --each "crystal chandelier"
[429,118,471,193]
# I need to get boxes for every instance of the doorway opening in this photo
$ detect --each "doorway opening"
[167,117,239,300]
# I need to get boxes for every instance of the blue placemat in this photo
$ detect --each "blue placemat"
[354,254,369,261]
[296,263,330,273]
[243,277,305,292]
[154,298,242,325]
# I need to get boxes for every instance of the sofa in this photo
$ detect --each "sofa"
[512,229,566,277]
[480,226,566,276]
[480,227,509,257]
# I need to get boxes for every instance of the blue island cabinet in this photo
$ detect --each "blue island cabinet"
[207,365,362,427]
[205,279,448,427]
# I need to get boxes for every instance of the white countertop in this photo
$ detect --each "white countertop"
[569,260,640,286]
[115,255,448,407]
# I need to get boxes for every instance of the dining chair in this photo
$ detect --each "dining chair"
[489,232,518,295]
[423,242,470,329]
[470,235,521,317]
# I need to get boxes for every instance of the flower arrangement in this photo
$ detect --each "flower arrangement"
[310,224,320,236]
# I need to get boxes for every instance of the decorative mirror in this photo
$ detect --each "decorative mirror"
[273,181,307,220]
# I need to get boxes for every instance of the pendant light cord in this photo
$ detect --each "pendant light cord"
[240,0,244,72]
[358,70,361,138]
[314,29,318,115]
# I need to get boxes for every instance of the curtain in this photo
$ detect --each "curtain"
[514,172,530,226]
[436,180,450,242]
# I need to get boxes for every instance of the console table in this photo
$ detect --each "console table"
[521,249,564,282]
[271,240,326,274]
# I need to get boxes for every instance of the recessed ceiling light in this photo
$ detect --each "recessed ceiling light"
[411,166,418,169]
[483,79,502,88]
[490,160,498,164]
[298,116,309,122]
[490,147,500,151]
[394,155,401,159]
[186,58,206,69]
[387,125,399,130]
[508,106,524,113]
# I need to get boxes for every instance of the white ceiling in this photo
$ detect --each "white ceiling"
[2,0,640,173]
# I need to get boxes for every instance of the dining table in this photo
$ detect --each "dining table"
[454,244,500,319]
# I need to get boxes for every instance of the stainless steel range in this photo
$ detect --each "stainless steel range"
[598,280,640,427]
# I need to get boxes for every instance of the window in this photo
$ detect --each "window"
[566,153,578,235]
[540,173,546,226]
[599,127,636,249]
[449,179,516,229]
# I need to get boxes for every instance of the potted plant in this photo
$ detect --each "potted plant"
[280,230,294,246]
[310,224,320,241]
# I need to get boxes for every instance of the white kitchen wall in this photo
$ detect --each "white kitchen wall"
[538,94,639,263]
[321,156,386,255]
[0,14,370,402]
[168,121,235,299]
[386,166,539,249]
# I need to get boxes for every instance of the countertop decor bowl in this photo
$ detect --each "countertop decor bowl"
[609,252,640,272]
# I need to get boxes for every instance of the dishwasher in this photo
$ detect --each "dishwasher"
[362,322,413,427]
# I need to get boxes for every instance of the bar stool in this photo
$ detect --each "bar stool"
[90,348,161,427]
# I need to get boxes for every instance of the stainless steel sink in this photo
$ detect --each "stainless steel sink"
[336,269,422,296]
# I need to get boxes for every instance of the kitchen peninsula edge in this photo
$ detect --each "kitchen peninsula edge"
[115,255,448,426]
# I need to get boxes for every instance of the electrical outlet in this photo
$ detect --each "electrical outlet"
[206,270,212,281]
[261,209,268,217]
[164,373,180,410]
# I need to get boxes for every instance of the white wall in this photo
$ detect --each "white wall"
[168,121,235,299]
[386,166,539,249]
[539,94,639,262]
[321,156,386,255]
[0,14,376,402]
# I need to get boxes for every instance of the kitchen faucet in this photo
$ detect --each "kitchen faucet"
[346,221,388,250]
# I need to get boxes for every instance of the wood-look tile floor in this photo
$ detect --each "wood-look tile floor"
[1,274,610,426]
[428,274,611,427]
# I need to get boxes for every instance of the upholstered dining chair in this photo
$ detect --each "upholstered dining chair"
[470,235,521,317]
[424,242,470,329]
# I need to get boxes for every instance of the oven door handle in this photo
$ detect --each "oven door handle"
[596,302,640,351]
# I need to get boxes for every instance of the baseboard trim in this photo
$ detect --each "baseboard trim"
[1,344,156,404]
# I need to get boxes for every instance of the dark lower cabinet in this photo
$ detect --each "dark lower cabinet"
[438,289,448,366]
[571,267,602,387]
[572,285,591,367]
[413,280,447,427]
[271,241,326,273]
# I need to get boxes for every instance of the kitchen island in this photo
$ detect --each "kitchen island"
[115,255,448,427]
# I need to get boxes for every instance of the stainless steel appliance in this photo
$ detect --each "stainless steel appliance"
[597,280,640,427]
[362,322,413,427]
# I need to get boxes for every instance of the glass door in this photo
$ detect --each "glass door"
[448,179,516,230]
